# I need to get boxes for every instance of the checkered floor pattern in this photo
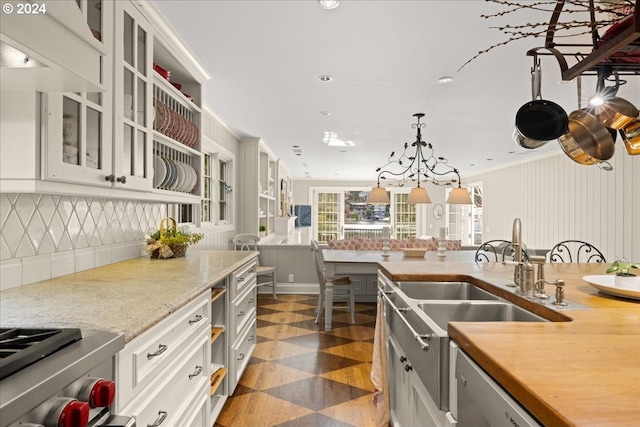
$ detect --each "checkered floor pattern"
[214,294,378,427]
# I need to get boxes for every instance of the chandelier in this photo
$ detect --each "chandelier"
[367,113,473,205]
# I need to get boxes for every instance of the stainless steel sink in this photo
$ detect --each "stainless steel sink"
[415,301,548,330]
[395,281,500,301]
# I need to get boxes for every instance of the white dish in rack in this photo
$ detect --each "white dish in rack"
[583,275,640,300]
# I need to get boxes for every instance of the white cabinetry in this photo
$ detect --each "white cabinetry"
[387,334,443,427]
[209,282,228,421]
[227,258,258,394]
[1,0,208,204]
[239,138,279,236]
[115,291,211,427]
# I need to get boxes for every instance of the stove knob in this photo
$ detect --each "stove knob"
[44,398,89,427]
[78,377,116,408]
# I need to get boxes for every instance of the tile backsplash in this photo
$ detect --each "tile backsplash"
[0,193,167,290]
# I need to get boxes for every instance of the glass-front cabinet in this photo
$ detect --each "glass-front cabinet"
[113,1,153,191]
[37,0,206,200]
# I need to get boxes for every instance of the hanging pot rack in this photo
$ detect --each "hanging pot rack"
[528,0,639,80]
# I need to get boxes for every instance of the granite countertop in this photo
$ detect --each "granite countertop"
[0,250,257,342]
[378,261,640,427]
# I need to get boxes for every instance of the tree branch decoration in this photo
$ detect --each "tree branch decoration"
[458,0,635,72]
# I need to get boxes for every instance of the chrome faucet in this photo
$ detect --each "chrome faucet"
[511,218,535,297]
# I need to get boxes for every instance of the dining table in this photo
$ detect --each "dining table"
[321,249,478,331]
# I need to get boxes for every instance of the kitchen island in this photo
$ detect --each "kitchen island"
[378,260,640,427]
[0,250,257,342]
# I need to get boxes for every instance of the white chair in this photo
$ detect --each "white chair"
[311,240,355,324]
[231,233,277,299]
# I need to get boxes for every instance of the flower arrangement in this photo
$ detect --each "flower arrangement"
[146,217,203,259]
[606,258,640,277]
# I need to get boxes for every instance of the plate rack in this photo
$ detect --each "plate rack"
[153,140,200,195]
[153,81,200,150]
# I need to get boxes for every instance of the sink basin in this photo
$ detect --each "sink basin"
[416,301,548,330]
[395,281,500,301]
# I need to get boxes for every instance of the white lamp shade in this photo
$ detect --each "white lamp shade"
[407,187,432,204]
[446,187,473,204]
[368,186,390,204]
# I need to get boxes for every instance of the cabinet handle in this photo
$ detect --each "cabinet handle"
[248,335,255,342]
[404,364,413,372]
[238,277,245,282]
[147,410,167,427]
[105,174,115,183]
[237,311,245,317]
[188,314,203,325]
[147,344,168,359]
[399,356,407,363]
[237,353,245,361]
[248,299,255,304]
[188,365,203,379]
[116,175,127,184]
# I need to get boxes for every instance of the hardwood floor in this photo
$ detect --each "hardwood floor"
[214,294,378,427]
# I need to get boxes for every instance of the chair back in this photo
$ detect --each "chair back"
[475,239,529,262]
[310,240,326,286]
[549,240,606,263]
[231,233,260,251]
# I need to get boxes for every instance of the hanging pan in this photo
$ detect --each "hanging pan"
[620,119,640,155]
[557,109,615,170]
[589,71,639,130]
[514,56,568,149]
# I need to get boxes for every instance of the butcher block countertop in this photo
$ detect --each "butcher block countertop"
[0,250,257,342]
[378,261,640,427]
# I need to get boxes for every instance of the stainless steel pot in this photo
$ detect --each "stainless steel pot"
[514,60,568,149]
[558,110,615,170]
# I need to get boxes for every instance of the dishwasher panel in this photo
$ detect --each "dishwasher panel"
[454,348,541,427]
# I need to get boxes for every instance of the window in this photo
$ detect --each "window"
[219,159,230,222]
[176,140,234,228]
[311,187,414,243]
[445,182,482,245]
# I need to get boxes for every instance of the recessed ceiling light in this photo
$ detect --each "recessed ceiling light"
[318,0,339,10]
[437,76,454,84]
[319,75,333,82]
[320,111,331,116]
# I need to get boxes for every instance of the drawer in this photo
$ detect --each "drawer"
[229,259,257,301]
[229,286,257,341]
[123,331,209,426]
[229,316,256,394]
[115,292,210,409]
[178,381,209,427]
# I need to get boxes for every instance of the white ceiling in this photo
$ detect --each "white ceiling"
[152,0,639,182]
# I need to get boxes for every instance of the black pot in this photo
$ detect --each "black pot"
[515,99,569,143]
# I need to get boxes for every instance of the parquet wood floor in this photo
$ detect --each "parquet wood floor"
[214,294,378,427]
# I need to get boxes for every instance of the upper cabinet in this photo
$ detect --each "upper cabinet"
[0,0,106,92]
[0,0,210,203]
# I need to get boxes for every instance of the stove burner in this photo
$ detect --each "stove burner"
[0,328,82,380]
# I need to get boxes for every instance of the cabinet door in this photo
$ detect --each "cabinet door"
[44,92,113,186]
[112,1,153,191]
[387,334,411,427]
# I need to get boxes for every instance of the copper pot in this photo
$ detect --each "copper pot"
[620,119,640,155]
[558,110,615,170]
[591,96,639,130]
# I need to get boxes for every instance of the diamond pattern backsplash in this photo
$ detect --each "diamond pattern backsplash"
[0,193,166,260]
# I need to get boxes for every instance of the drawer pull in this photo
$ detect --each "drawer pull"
[188,365,203,379]
[249,298,255,304]
[237,311,245,317]
[147,344,168,359]
[238,277,245,282]
[248,335,255,342]
[188,314,203,325]
[147,410,167,427]
[237,353,245,361]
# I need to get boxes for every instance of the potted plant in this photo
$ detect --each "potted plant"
[146,217,204,259]
[606,258,640,290]
[259,225,267,237]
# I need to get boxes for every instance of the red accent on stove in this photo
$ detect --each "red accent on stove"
[89,379,116,408]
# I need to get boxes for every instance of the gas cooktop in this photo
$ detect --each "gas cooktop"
[0,327,82,380]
